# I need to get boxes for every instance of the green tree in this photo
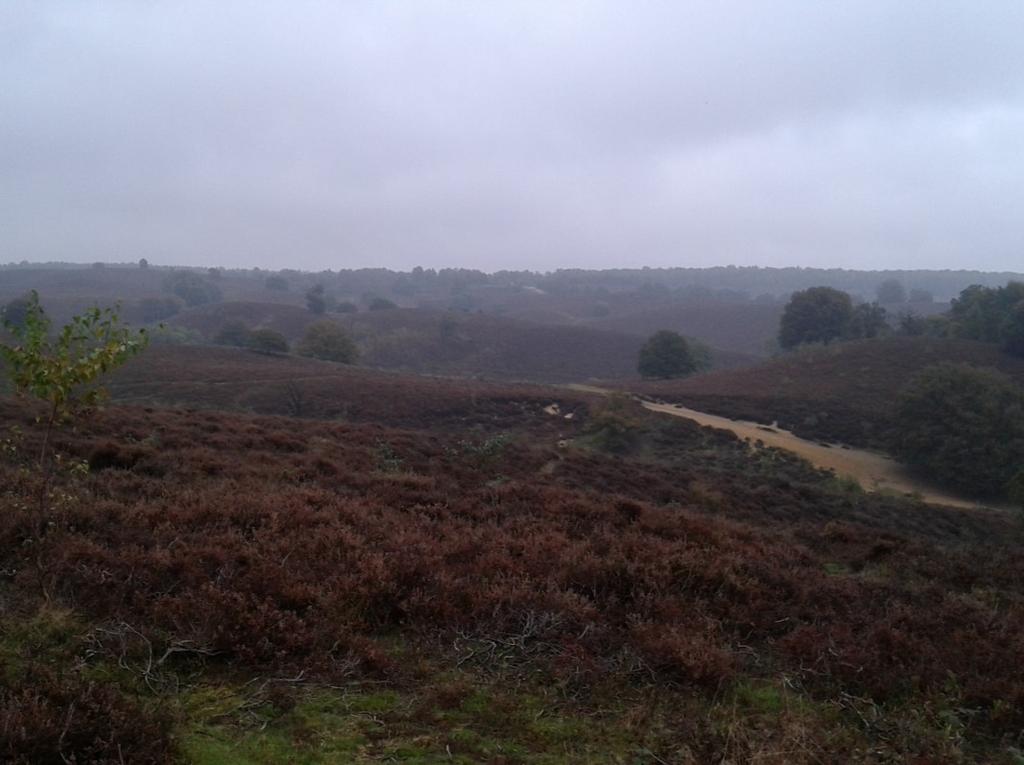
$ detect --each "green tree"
[248,328,290,354]
[637,330,702,379]
[297,320,358,363]
[890,363,1024,497]
[1000,300,1024,358]
[948,282,1024,356]
[844,302,889,340]
[0,291,148,504]
[778,287,854,349]
[265,275,289,291]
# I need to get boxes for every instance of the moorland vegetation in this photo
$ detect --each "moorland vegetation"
[2,293,1024,761]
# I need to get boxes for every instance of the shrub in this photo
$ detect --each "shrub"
[843,302,889,340]
[778,287,853,349]
[949,281,1024,357]
[585,394,644,453]
[248,328,290,355]
[638,330,703,379]
[0,291,148,504]
[890,363,1024,497]
[297,320,358,364]
[0,674,175,764]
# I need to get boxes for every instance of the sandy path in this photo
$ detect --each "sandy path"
[566,385,998,510]
[642,401,998,510]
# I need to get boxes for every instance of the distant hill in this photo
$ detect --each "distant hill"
[583,301,785,356]
[168,303,756,383]
[627,336,1024,447]
[346,307,755,382]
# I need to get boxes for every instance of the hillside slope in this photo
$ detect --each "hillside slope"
[2,386,1022,762]
[108,345,590,430]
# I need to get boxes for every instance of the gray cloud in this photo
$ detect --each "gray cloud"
[2,1,1023,271]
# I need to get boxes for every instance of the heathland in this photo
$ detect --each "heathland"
[2,263,1024,763]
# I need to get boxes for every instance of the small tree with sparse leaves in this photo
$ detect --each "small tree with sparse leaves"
[1,290,149,511]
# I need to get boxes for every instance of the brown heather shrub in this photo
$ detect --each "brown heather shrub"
[0,672,174,764]
[2,397,1024,746]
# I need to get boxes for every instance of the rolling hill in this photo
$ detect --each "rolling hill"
[167,303,756,383]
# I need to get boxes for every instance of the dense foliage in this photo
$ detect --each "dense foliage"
[248,327,290,354]
[890,362,1024,496]
[637,330,703,379]
[949,281,1024,357]
[297,320,358,363]
[0,291,148,432]
[778,287,854,348]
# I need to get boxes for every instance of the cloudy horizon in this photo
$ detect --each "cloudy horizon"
[3,2,1024,272]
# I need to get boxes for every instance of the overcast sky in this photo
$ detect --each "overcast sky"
[2,2,1023,272]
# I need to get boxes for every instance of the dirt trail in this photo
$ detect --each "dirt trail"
[568,385,999,510]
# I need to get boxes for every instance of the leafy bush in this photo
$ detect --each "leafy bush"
[248,328,290,355]
[297,320,358,363]
[890,362,1024,496]
[843,302,889,340]
[637,330,704,379]
[949,281,1024,357]
[778,287,853,349]
[585,394,644,453]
